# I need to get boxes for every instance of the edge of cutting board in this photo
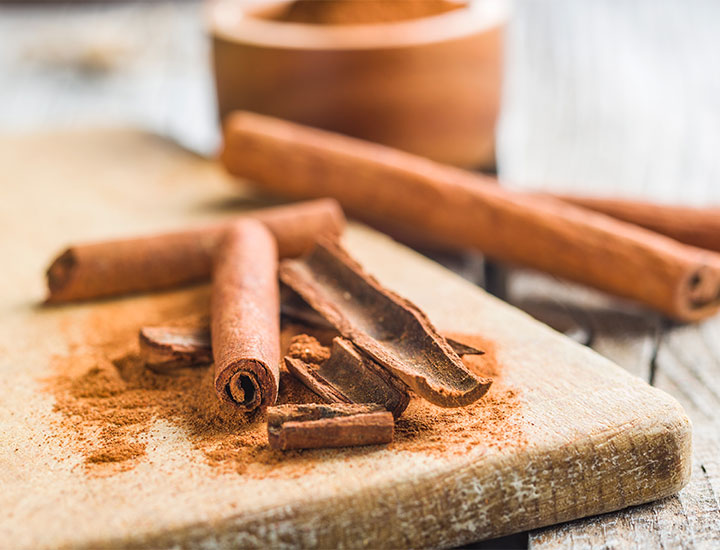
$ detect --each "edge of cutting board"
[78,413,691,549]
[66,226,692,549]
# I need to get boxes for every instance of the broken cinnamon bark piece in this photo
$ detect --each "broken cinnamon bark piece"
[267,403,393,451]
[279,239,492,408]
[139,326,212,372]
[444,338,483,357]
[280,285,334,328]
[284,335,411,418]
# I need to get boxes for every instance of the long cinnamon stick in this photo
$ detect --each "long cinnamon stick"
[138,324,482,372]
[221,111,720,321]
[211,220,280,410]
[45,198,344,303]
[284,335,411,418]
[279,239,492,407]
[267,403,394,450]
[552,194,720,254]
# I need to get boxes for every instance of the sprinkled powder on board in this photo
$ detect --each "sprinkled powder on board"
[45,288,525,477]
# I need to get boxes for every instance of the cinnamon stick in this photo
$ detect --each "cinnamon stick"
[211,220,280,410]
[552,194,720,254]
[284,335,411,418]
[138,324,482,372]
[267,403,393,450]
[221,111,720,321]
[45,198,344,303]
[279,239,492,407]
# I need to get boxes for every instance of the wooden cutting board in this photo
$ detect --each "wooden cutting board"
[0,130,691,549]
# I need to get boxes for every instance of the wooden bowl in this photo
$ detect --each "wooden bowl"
[208,0,508,169]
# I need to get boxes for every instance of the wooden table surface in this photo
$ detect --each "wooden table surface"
[1,2,718,548]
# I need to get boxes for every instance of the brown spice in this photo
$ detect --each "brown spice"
[45,199,345,303]
[268,0,465,25]
[285,335,411,418]
[280,239,492,407]
[45,290,524,476]
[139,326,213,372]
[267,403,394,451]
[394,384,524,454]
[221,111,720,322]
[137,323,481,373]
[48,296,320,476]
[287,334,332,364]
[393,333,524,454]
[552,194,720,254]
[211,220,280,411]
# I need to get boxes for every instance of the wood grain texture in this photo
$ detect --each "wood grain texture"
[529,425,720,550]
[498,0,720,208]
[0,130,691,549]
[508,271,662,381]
[521,281,720,550]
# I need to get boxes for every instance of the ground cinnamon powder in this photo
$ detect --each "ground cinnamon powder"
[46,288,525,477]
[269,0,465,25]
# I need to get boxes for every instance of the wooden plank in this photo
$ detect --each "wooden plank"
[508,270,660,380]
[653,317,720,426]
[0,130,692,549]
[529,317,720,550]
[529,423,720,550]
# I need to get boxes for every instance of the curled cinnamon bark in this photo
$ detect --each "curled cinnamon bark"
[284,335,411,418]
[221,111,720,321]
[267,403,394,451]
[45,199,344,303]
[280,239,492,408]
[211,220,280,410]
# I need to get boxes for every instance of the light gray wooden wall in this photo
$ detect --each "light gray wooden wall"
[498,0,720,206]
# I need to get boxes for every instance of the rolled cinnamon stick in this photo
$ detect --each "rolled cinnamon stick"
[221,111,720,321]
[211,219,280,410]
[551,194,720,254]
[45,198,344,303]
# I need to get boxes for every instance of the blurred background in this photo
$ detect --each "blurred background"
[3,0,720,207]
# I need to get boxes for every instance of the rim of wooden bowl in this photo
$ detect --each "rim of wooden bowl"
[207,0,509,50]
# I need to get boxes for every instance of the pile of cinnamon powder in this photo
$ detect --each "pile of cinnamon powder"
[46,288,525,477]
[269,0,465,25]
